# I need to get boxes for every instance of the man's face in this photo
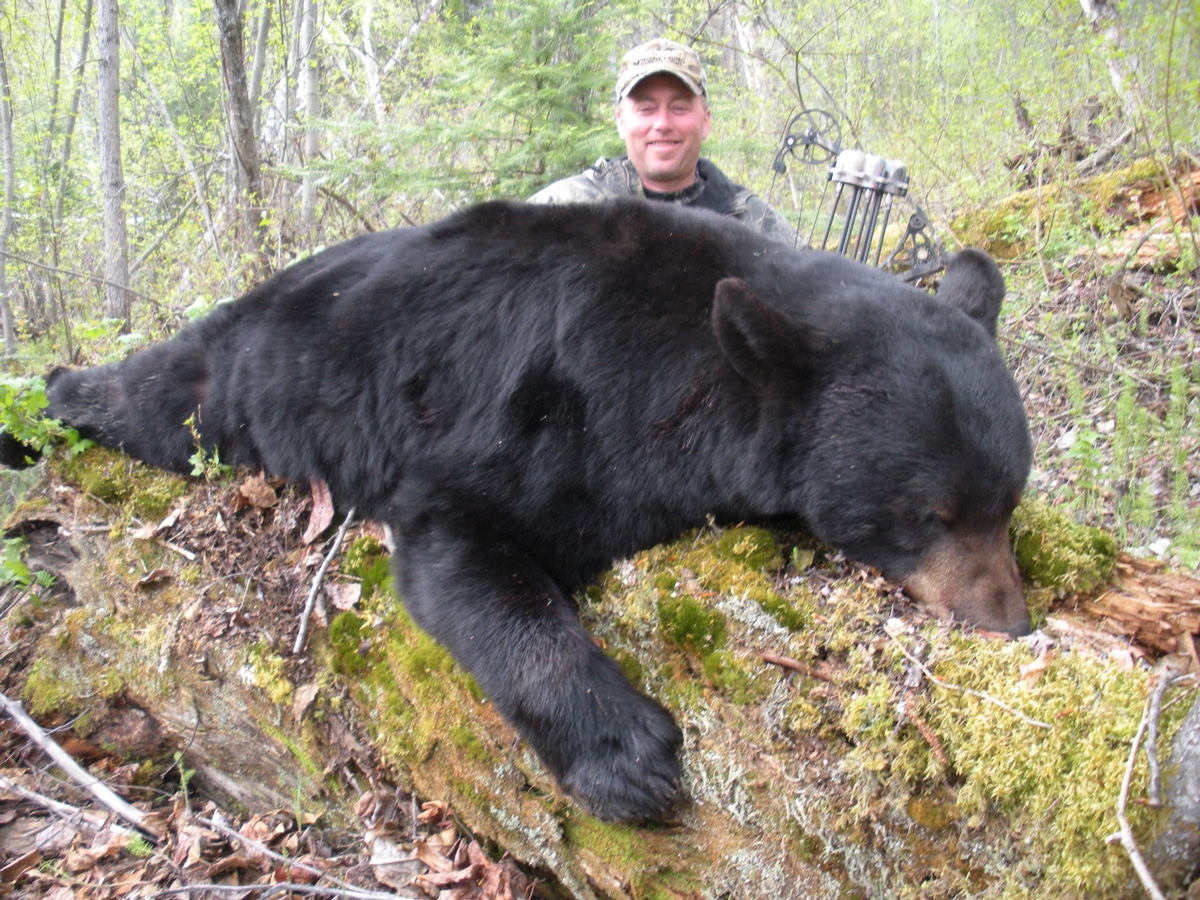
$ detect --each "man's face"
[616,73,711,194]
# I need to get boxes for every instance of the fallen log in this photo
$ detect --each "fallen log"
[0,448,1195,899]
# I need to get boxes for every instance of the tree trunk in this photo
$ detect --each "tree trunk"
[53,0,93,235]
[97,0,130,330]
[1077,0,1144,128]
[0,31,18,356]
[248,0,272,137]
[298,0,319,230]
[214,0,267,265]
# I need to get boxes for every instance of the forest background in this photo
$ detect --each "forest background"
[0,0,1197,564]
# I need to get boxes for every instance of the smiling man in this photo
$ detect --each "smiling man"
[528,39,794,243]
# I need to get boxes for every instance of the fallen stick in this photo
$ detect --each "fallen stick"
[0,692,163,839]
[294,506,356,655]
[0,773,134,835]
[760,650,836,682]
[1106,697,1167,900]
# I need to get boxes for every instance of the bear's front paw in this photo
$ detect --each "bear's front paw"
[559,691,683,823]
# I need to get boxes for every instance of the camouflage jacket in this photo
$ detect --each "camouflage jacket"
[527,156,797,246]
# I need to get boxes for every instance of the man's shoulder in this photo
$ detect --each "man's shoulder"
[696,159,796,245]
[527,157,641,205]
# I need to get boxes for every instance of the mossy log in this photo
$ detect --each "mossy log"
[1,449,1197,899]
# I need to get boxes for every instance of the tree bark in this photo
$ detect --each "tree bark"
[298,0,319,230]
[97,0,130,329]
[0,31,18,355]
[53,0,93,235]
[214,0,267,265]
[1077,0,1145,128]
[1149,689,1200,890]
[248,0,272,137]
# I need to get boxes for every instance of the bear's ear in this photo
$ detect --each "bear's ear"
[712,277,814,388]
[935,249,1005,338]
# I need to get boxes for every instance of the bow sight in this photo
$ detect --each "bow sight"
[772,109,947,281]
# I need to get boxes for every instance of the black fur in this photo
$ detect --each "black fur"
[21,200,1032,821]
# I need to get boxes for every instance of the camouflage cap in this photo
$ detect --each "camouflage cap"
[615,39,707,101]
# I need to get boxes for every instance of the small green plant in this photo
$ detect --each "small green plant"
[172,750,196,806]
[183,414,234,480]
[0,376,93,462]
[125,835,155,858]
[0,537,55,599]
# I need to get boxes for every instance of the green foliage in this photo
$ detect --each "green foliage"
[0,376,92,462]
[183,414,233,481]
[0,537,54,599]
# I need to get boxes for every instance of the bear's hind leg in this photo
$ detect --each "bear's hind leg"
[393,513,682,823]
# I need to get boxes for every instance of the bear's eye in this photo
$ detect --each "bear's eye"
[933,504,957,527]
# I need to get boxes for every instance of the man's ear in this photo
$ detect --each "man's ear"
[936,249,1005,338]
[712,278,816,388]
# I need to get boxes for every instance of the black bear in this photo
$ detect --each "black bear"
[5,199,1032,822]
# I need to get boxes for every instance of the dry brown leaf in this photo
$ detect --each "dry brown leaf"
[130,522,158,541]
[238,474,279,510]
[34,821,77,856]
[1019,648,1055,687]
[417,800,451,826]
[414,838,456,873]
[136,569,174,590]
[326,581,362,611]
[415,863,484,890]
[292,683,320,722]
[0,850,40,884]
[304,479,335,544]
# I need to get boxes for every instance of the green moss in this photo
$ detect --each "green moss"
[714,526,783,572]
[657,594,726,655]
[342,535,392,600]
[450,724,492,763]
[328,611,369,675]
[53,445,187,520]
[702,650,769,704]
[753,586,811,631]
[22,657,89,716]
[1011,496,1118,595]
[248,641,293,706]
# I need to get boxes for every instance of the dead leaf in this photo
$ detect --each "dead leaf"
[414,838,456,873]
[34,821,78,856]
[238,474,278,510]
[130,522,158,541]
[0,850,40,884]
[1019,648,1056,686]
[292,682,320,722]
[304,480,335,544]
[368,835,421,891]
[325,581,361,611]
[136,569,174,590]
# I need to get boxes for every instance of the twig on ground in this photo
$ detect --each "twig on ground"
[1105,696,1167,900]
[0,696,164,844]
[149,883,404,900]
[293,507,356,655]
[760,650,836,682]
[0,773,134,835]
[883,628,1053,729]
[0,691,164,839]
[195,815,414,899]
[1146,662,1194,807]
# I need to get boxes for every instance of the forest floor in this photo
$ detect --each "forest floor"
[0,197,1197,898]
